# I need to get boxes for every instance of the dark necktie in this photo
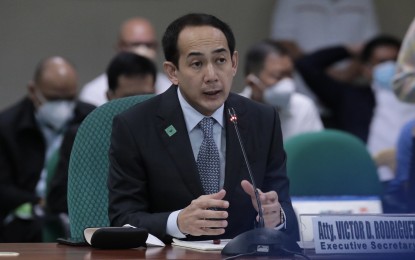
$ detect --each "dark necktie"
[197,117,220,194]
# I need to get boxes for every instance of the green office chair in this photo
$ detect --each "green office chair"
[284,129,382,197]
[66,94,154,243]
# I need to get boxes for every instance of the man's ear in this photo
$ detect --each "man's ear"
[27,81,39,107]
[163,61,179,85]
[106,90,113,101]
[231,51,238,76]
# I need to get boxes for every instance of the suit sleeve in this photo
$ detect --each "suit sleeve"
[107,114,171,242]
[0,134,39,218]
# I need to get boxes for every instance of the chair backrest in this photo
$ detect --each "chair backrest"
[284,129,382,197]
[67,94,154,242]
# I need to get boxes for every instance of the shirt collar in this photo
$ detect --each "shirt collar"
[177,87,224,133]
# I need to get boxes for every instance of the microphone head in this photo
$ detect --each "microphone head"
[228,108,237,123]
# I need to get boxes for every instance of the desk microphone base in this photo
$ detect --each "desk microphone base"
[221,228,298,256]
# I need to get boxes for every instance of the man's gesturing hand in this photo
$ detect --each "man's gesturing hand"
[177,189,229,236]
[241,180,281,228]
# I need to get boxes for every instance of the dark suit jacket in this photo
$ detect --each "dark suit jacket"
[108,86,298,243]
[0,97,95,241]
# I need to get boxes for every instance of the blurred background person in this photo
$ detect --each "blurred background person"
[295,35,401,144]
[394,17,415,103]
[240,40,323,140]
[47,52,158,215]
[270,0,380,126]
[79,17,170,107]
[0,57,95,242]
[382,119,415,213]
[105,52,157,99]
[383,17,415,213]
[368,58,415,183]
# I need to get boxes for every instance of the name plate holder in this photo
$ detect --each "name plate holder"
[297,214,415,255]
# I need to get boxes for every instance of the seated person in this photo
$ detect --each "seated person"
[80,17,170,106]
[47,52,158,214]
[295,35,401,143]
[107,13,299,244]
[384,119,415,213]
[0,57,95,242]
[394,18,415,102]
[240,40,323,140]
[367,60,415,183]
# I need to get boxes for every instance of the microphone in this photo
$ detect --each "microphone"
[221,107,298,257]
[228,107,265,228]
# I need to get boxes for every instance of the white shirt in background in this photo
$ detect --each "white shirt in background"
[79,72,171,107]
[239,87,323,140]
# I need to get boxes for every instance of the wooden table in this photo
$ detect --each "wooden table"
[0,243,414,259]
[0,243,299,259]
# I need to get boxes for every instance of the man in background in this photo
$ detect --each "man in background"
[47,52,158,215]
[0,57,95,242]
[240,40,323,140]
[295,35,401,143]
[106,51,157,99]
[80,17,170,106]
[269,0,379,125]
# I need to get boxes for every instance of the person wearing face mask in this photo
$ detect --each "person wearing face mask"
[47,52,158,215]
[367,60,415,170]
[240,40,323,140]
[0,56,95,242]
[367,61,415,184]
[296,35,401,143]
[79,17,171,107]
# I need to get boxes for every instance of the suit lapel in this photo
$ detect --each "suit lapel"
[157,87,204,198]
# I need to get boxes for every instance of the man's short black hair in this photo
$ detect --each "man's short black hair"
[360,35,401,64]
[162,13,236,68]
[106,52,157,91]
[244,39,289,76]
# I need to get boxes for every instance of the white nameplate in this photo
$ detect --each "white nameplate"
[312,215,415,254]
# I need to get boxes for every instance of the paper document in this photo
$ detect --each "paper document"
[172,238,231,251]
[123,224,165,247]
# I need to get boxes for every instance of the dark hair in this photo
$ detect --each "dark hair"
[244,40,288,76]
[360,35,401,63]
[106,52,157,91]
[162,13,235,68]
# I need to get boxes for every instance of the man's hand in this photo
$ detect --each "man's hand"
[177,189,229,236]
[241,180,281,228]
[246,74,266,102]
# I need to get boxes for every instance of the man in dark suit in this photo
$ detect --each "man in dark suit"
[108,13,298,243]
[0,56,95,242]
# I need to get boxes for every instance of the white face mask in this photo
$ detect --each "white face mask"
[263,78,296,109]
[35,93,75,131]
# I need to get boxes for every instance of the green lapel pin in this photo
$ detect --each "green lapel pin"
[165,125,177,137]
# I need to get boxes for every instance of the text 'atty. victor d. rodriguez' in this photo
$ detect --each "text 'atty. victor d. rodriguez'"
[312,215,415,254]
